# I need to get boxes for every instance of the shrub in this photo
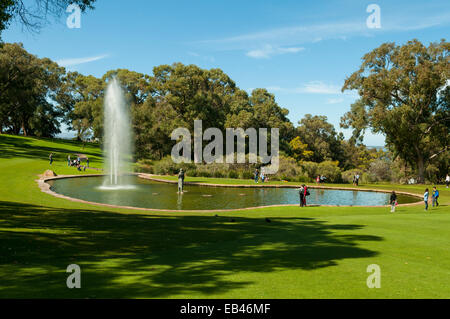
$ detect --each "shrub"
[301,161,319,180]
[342,169,360,184]
[317,161,342,183]
[368,159,391,182]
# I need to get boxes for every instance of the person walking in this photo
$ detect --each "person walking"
[254,169,259,183]
[390,191,397,213]
[432,186,439,207]
[260,170,265,183]
[49,153,54,165]
[424,188,429,211]
[178,168,185,194]
[446,174,450,188]
[355,173,360,186]
[67,155,71,166]
[316,175,320,184]
[86,157,89,167]
[299,185,304,207]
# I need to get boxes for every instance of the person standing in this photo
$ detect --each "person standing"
[86,157,89,167]
[67,155,71,166]
[432,186,439,207]
[303,184,310,207]
[446,174,450,188]
[424,188,429,211]
[49,153,53,165]
[178,168,185,193]
[355,174,360,186]
[390,191,397,213]
[260,170,265,183]
[299,185,304,207]
[316,175,320,184]
[254,169,259,183]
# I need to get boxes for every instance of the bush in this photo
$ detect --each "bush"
[228,170,239,179]
[368,159,391,182]
[317,161,341,183]
[342,169,360,184]
[301,161,319,180]
[270,155,307,182]
[239,170,254,180]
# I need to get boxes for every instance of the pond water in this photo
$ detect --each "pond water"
[47,176,418,210]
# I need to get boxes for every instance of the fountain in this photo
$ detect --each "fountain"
[102,77,133,188]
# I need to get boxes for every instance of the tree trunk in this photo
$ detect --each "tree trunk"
[417,153,425,184]
[21,122,27,136]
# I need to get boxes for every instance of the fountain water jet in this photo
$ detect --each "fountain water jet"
[102,77,133,188]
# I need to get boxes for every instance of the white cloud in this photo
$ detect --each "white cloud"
[267,81,341,95]
[246,45,304,59]
[56,54,109,67]
[326,98,345,104]
[196,13,450,50]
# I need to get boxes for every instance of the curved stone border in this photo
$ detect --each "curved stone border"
[37,173,423,212]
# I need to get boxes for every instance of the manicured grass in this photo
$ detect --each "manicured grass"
[0,134,449,298]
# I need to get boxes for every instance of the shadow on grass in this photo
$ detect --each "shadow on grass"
[0,201,382,298]
[0,135,101,161]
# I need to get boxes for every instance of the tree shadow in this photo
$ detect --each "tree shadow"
[0,201,382,298]
[0,135,101,161]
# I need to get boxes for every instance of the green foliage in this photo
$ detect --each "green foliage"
[317,161,342,183]
[0,43,65,137]
[289,136,313,161]
[271,155,307,182]
[342,39,450,183]
[301,161,319,180]
[296,114,345,164]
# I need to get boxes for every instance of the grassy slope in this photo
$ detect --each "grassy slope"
[0,134,449,298]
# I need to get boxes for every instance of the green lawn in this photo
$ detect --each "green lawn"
[0,134,449,298]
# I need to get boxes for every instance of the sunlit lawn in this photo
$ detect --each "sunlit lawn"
[0,134,449,298]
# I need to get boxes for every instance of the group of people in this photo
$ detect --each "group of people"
[390,186,441,213]
[423,187,440,211]
[67,154,89,171]
[315,175,326,184]
[254,168,268,183]
[298,184,310,207]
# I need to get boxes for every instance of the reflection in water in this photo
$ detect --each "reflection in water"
[48,176,419,211]
[177,192,183,210]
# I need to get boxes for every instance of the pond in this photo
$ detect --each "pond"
[47,176,419,210]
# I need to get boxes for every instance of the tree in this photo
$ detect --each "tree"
[341,39,450,183]
[0,0,96,38]
[289,136,313,161]
[296,114,345,164]
[57,71,104,141]
[0,42,65,136]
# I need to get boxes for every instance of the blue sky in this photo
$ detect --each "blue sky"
[4,0,450,145]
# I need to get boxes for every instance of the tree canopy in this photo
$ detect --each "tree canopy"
[341,39,449,183]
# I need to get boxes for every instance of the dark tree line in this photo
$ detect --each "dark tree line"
[0,40,448,181]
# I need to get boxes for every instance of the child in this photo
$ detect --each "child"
[432,187,439,207]
[390,191,397,213]
[424,188,429,211]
